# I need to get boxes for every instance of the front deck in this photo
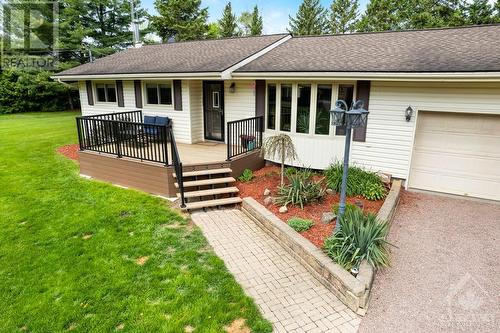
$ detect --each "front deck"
[76,111,265,199]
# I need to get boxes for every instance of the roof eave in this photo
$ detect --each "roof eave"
[52,72,223,81]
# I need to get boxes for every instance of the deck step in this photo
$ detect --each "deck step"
[177,187,239,198]
[175,177,236,188]
[173,168,232,178]
[182,197,242,210]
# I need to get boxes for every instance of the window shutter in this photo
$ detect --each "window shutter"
[116,80,124,107]
[85,80,94,106]
[173,80,182,110]
[353,81,370,142]
[134,80,142,108]
[255,80,266,118]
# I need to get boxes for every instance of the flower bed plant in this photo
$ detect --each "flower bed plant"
[275,170,324,209]
[324,162,387,200]
[287,217,314,232]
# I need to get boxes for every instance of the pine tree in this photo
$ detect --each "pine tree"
[288,0,328,36]
[329,0,359,34]
[464,0,494,25]
[496,0,500,22]
[357,0,405,32]
[250,5,264,35]
[219,2,239,37]
[151,0,209,42]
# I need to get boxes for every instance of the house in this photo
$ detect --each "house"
[54,25,500,207]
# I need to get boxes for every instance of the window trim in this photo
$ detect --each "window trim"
[93,81,117,104]
[142,80,174,107]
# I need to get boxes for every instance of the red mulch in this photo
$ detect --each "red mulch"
[57,144,80,160]
[236,165,385,248]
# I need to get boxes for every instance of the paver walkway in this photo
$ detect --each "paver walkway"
[191,209,360,333]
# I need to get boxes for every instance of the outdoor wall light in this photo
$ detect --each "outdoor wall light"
[229,82,236,93]
[405,106,414,121]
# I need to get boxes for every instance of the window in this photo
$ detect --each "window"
[145,82,172,105]
[267,84,276,130]
[315,84,332,135]
[335,85,354,136]
[212,91,220,108]
[296,84,311,134]
[96,83,117,103]
[280,84,292,132]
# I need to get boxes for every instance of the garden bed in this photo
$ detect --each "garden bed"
[57,143,79,160]
[236,165,385,248]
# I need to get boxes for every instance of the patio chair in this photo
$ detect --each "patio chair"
[143,116,172,141]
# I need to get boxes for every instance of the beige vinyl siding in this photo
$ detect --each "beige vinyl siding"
[79,80,194,144]
[350,81,500,179]
[189,80,204,143]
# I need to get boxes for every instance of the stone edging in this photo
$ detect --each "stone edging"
[241,180,402,316]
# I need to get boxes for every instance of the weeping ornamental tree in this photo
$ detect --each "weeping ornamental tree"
[261,134,298,186]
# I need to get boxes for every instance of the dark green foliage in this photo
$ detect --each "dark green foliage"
[332,202,362,216]
[324,208,392,270]
[288,0,328,35]
[276,170,325,209]
[329,0,359,34]
[219,2,239,37]
[464,0,495,25]
[151,0,209,42]
[0,69,79,114]
[239,6,264,36]
[324,162,386,201]
[285,167,298,177]
[288,217,314,232]
[238,169,253,182]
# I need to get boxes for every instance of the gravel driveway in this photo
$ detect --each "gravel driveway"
[359,191,500,332]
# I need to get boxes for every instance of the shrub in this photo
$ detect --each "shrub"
[287,217,314,232]
[324,162,386,201]
[275,171,325,209]
[238,169,253,182]
[324,208,392,270]
[332,203,361,216]
[285,166,297,177]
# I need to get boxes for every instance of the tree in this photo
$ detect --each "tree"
[463,0,494,25]
[150,0,208,42]
[219,2,239,37]
[240,6,263,36]
[206,22,221,39]
[329,0,359,34]
[289,0,328,35]
[357,0,406,32]
[261,134,298,187]
[496,0,500,22]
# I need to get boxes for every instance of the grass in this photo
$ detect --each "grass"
[0,112,272,332]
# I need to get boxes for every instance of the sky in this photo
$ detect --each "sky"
[142,0,370,34]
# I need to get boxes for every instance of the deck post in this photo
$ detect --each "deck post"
[114,121,122,158]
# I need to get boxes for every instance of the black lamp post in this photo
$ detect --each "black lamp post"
[330,100,369,231]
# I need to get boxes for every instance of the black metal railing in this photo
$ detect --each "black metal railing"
[167,126,185,208]
[82,110,143,123]
[226,116,264,160]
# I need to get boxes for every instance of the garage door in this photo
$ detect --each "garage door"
[409,111,500,201]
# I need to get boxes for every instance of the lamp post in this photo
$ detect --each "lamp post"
[330,100,369,231]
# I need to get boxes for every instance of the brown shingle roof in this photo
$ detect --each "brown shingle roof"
[55,34,288,76]
[237,25,500,73]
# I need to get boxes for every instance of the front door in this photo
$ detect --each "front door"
[203,81,224,141]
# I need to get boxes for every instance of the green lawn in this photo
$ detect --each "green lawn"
[0,112,271,332]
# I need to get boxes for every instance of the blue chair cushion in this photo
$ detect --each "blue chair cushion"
[155,116,171,126]
[144,115,156,125]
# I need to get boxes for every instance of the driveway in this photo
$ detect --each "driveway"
[359,191,500,332]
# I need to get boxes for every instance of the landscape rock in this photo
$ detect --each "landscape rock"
[326,188,335,195]
[263,188,271,196]
[376,171,392,185]
[321,212,336,224]
[355,201,364,210]
[263,196,273,206]
[278,206,288,213]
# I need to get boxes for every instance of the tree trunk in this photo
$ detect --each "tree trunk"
[280,140,285,186]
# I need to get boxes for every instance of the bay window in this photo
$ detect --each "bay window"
[335,84,354,136]
[280,84,292,132]
[296,84,311,134]
[267,84,276,130]
[315,84,332,135]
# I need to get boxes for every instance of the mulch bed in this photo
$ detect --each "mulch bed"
[236,165,384,248]
[57,144,80,160]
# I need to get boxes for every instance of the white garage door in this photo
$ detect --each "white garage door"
[409,111,500,201]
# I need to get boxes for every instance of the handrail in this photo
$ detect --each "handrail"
[226,116,264,160]
[167,125,185,208]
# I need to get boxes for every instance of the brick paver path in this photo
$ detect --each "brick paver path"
[191,209,360,333]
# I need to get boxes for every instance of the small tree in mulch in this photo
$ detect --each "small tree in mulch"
[261,134,297,187]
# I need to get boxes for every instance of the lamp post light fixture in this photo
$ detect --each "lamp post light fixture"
[330,99,369,231]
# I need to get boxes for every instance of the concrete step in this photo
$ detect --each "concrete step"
[177,186,239,198]
[182,197,243,210]
[173,168,232,178]
[175,177,236,188]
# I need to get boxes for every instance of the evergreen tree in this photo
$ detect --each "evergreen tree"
[206,23,221,39]
[289,0,328,35]
[151,0,208,42]
[496,0,500,22]
[250,5,264,35]
[357,0,405,32]
[329,0,359,34]
[219,2,239,37]
[239,6,263,36]
[463,0,494,25]
[408,0,466,29]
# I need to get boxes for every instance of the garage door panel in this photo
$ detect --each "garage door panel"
[410,111,500,201]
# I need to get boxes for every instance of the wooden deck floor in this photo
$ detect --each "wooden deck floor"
[177,142,227,164]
